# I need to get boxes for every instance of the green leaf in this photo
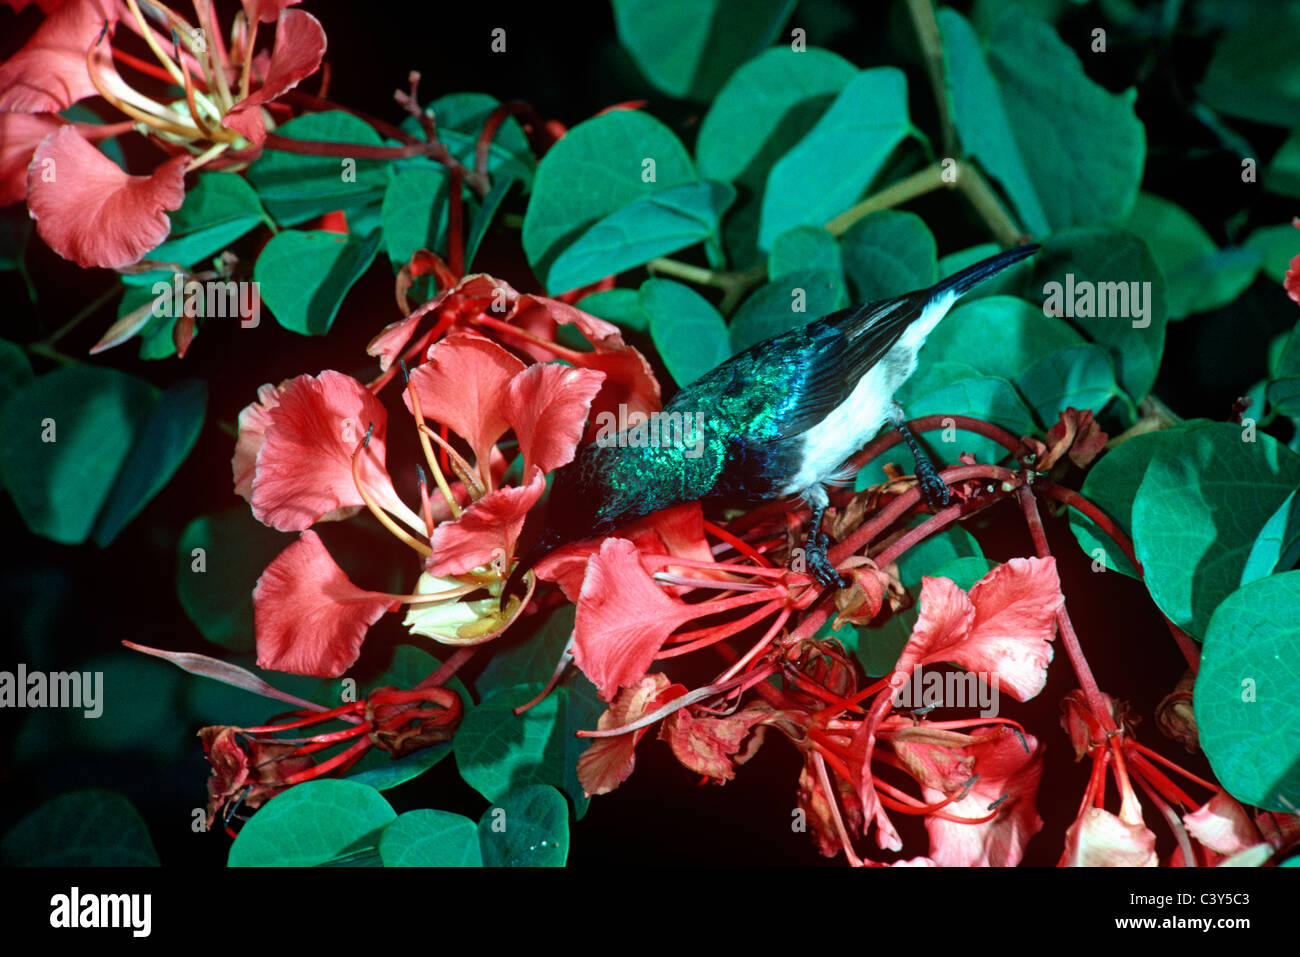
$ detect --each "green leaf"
[898,374,1037,467]
[2,790,159,866]
[1123,193,1260,319]
[696,47,857,186]
[465,176,515,270]
[759,68,914,249]
[1198,9,1300,127]
[729,268,846,353]
[768,225,841,281]
[1030,228,1168,403]
[1069,424,1202,578]
[255,229,381,335]
[1014,344,1123,427]
[93,378,206,546]
[477,606,574,701]
[523,111,697,291]
[424,92,534,187]
[839,210,936,303]
[641,278,731,387]
[478,784,569,867]
[1132,423,1300,638]
[176,507,290,651]
[150,172,269,266]
[696,46,857,269]
[0,366,156,544]
[345,745,452,791]
[1265,129,1300,198]
[380,809,482,866]
[576,288,646,334]
[939,8,1145,235]
[228,780,395,866]
[246,111,391,225]
[456,681,601,818]
[1241,489,1300,585]
[1245,223,1300,284]
[546,180,735,293]
[0,337,33,406]
[921,296,1086,383]
[454,684,565,805]
[610,0,796,101]
[381,166,450,267]
[1196,571,1300,811]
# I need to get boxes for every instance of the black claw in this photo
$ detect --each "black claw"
[801,498,848,588]
[895,416,950,508]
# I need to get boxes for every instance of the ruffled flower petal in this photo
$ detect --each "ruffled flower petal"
[573,538,699,700]
[26,125,187,268]
[405,332,524,470]
[501,362,605,476]
[576,674,687,796]
[253,530,393,676]
[1060,807,1158,867]
[0,110,62,205]
[248,370,418,532]
[222,10,325,144]
[426,467,545,577]
[0,0,120,112]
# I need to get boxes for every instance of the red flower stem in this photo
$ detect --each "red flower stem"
[657,603,776,657]
[1017,484,1115,732]
[707,640,797,710]
[718,607,791,682]
[447,167,465,277]
[470,314,589,363]
[1038,480,1201,673]
[851,414,1030,477]
[869,501,964,567]
[703,519,772,567]
[287,723,374,754]
[475,100,551,180]
[244,700,364,733]
[784,671,865,714]
[811,751,864,866]
[415,647,477,690]
[1129,742,1218,792]
[1126,752,1199,809]
[110,47,182,85]
[1133,772,1197,867]
[283,736,373,785]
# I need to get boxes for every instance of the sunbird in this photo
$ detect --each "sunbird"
[504,243,1039,600]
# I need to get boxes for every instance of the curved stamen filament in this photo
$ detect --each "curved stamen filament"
[405,376,463,519]
[351,425,432,557]
[417,425,483,499]
[86,40,200,138]
[717,607,790,683]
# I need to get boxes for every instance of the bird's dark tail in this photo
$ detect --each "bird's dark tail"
[930,242,1040,300]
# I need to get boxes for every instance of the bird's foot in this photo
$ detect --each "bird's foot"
[915,457,951,509]
[804,526,848,589]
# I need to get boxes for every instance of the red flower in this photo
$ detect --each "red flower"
[0,1,325,266]
[576,674,687,796]
[1286,217,1300,305]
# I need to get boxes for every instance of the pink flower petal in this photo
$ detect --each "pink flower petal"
[232,381,287,501]
[405,332,524,470]
[367,273,518,372]
[0,0,120,112]
[501,362,605,476]
[914,727,1046,867]
[573,538,698,700]
[249,370,418,533]
[426,467,546,577]
[1183,790,1260,857]
[26,125,187,268]
[0,110,62,204]
[239,0,299,24]
[1060,807,1158,867]
[253,530,392,676]
[222,10,325,145]
[576,674,687,796]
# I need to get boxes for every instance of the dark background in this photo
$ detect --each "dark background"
[0,0,1284,867]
